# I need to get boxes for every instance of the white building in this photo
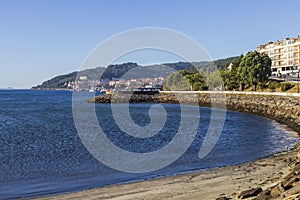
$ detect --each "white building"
[257,36,300,77]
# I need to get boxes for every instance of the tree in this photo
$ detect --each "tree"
[164,71,190,91]
[259,53,272,90]
[206,70,224,90]
[220,70,239,90]
[164,70,207,91]
[220,55,243,91]
[231,55,245,91]
[238,51,271,91]
[184,72,206,91]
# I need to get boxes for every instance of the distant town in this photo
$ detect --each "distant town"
[67,76,165,92]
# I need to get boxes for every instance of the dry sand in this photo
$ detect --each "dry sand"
[35,145,300,200]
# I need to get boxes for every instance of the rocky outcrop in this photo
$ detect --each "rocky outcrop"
[251,161,300,200]
[88,92,300,134]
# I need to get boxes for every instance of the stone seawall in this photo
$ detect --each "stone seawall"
[89,92,300,134]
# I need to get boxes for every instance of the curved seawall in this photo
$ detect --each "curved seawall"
[89,91,300,134]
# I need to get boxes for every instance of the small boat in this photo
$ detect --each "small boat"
[105,89,112,94]
[93,89,112,96]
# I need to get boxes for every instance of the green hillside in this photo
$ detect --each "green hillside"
[32,56,238,89]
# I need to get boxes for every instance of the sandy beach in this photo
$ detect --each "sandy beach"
[35,144,299,200]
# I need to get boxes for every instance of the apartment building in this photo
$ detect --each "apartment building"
[257,36,300,77]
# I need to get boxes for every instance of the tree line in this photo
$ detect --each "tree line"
[164,51,272,91]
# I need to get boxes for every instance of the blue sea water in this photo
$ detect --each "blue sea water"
[0,90,298,199]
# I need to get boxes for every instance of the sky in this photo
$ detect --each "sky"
[1,0,300,89]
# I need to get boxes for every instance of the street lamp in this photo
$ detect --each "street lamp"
[265,74,269,92]
[294,65,299,94]
[257,73,259,92]
[297,67,300,94]
[262,67,265,92]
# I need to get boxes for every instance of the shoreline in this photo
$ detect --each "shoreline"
[35,92,300,200]
[89,91,300,133]
[35,144,300,200]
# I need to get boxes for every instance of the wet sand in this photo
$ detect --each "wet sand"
[35,145,299,200]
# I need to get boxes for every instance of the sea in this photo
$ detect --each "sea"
[0,89,298,199]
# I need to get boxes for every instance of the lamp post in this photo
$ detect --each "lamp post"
[293,64,299,94]
[257,73,259,92]
[265,74,269,92]
[295,65,299,94]
[262,67,265,92]
[297,67,300,95]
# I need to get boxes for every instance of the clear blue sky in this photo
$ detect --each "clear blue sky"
[1,0,300,88]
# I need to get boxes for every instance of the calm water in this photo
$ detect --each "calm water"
[0,90,298,199]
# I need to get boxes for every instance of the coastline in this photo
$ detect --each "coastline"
[35,144,300,200]
[89,91,300,133]
[36,91,300,200]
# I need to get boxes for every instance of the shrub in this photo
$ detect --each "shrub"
[268,81,280,90]
[280,83,294,91]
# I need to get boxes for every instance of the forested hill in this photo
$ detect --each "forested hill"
[214,56,240,69]
[32,56,238,89]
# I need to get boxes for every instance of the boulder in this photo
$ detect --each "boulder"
[237,187,263,199]
[270,183,285,198]
[281,185,300,198]
[215,197,231,200]
[253,189,271,200]
[284,193,300,200]
[283,176,300,190]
